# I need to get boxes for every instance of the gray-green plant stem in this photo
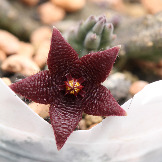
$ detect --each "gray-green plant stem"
[114,12,162,66]
[67,15,115,58]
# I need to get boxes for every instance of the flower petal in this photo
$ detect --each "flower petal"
[82,84,126,116]
[49,103,82,150]
[79,46,120,84]
[10,70,56,104]
[47,27,79,74]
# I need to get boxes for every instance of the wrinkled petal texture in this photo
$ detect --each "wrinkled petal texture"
[79,46,120,84]
[10,70,56,104]
[47,27,79,75]
[82,85,126,116]
[49,103,83,150]
[9,27,126,151]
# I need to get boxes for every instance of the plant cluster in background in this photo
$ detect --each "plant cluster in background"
[67,15,115,57]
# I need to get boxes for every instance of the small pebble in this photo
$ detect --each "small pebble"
[106,0,125,11]
[0,50,6,62]
[129,80,149,96]
[88,123,98,129]
[0,30,20,55]
[123,3,147,17]
[1,77,11,86]
[29,102,50,119]
[34,40,50,68]
[51,0,86,12]
[17,42,34,58]
[30,26,52,48]
[85,115,103,127]
[20,0,39,6]
[78,119,87,130]
[1,55,40,76]
[38,2,65,24]
[102,72,132,100]
[141,0,162,14]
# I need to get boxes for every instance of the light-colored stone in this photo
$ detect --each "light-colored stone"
[78,119,87,130]
[88,123,97,129]
[90,0,146,17]
[30,26,52,48]
[17,42,34,58]
[34,40,50,68]
[38,2,65,25]
[136,60,162,78]
[123,3,147,17]
[85,115,103,127]
[1,77,11,86]
[29,102,50,119]
[0,50,6,62]
[129,80,149,96]
[51,0,86,12]
[102,72,132,100]
[141,0,162,14]
[20,0,39,6]
[0,30,20,55]
[106,0,125,11]
[1,55,40,76]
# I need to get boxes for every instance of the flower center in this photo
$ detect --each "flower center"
[65,80,81,95]
[62,74,85,97]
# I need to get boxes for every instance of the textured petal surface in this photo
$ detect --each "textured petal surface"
[79,46,120,84]
[47,27,79,74]
[9,26,126,151]
[82,84,126,116]
[49,103,83,150]
[10,70,56,104]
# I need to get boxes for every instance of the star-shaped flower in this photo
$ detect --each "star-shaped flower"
[10,27,126,150]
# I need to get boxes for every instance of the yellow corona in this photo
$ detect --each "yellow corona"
[66,80,81,94]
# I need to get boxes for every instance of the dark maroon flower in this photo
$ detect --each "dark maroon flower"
[10,27,126,150]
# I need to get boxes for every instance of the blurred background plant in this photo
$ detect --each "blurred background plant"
[0,0,162,129]
[66,15,115,57]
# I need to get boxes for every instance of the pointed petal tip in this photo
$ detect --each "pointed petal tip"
[52,26,57,30]
[52,26,60,33]
[106,45,121,53]
[57,144,63,151]
[110,45,121,56]
[119,108,127,116]
[123,110,127,116]
[116,45,121,49]
[111,105,127,117]
[9,83,13,88]
[112,109,127,117]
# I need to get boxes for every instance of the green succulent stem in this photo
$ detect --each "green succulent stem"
[67,15,116,57]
